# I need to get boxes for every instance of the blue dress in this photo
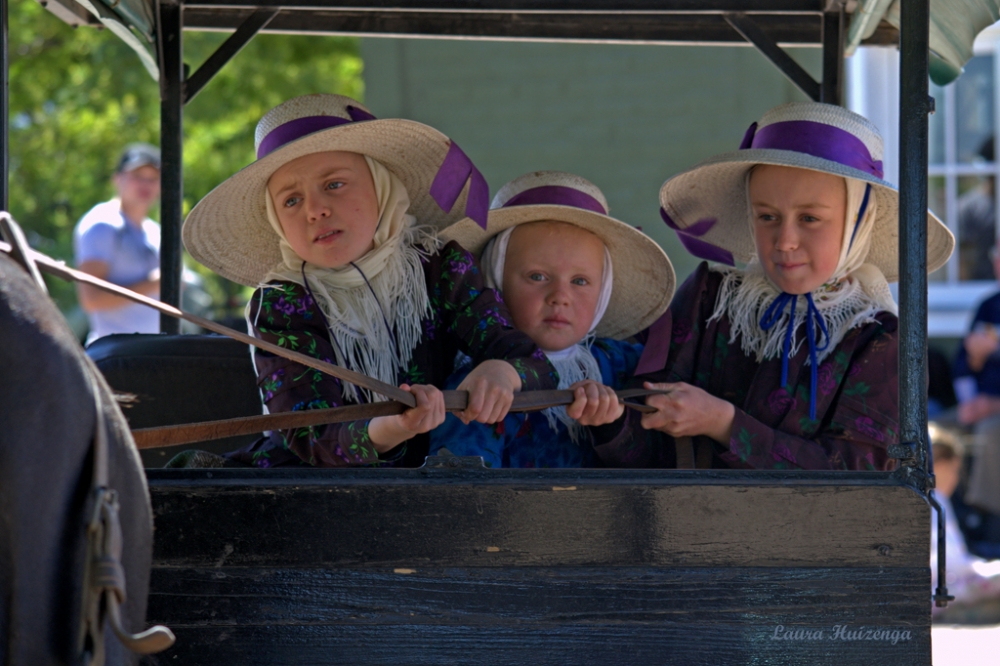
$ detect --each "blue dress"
[429,338,642,468]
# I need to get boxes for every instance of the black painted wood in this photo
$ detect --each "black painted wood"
[183,7,279,104]
[725,12,820,100]
[183,10,827,44]
[146,473,931,664]
[149,473,929,568]
[144,567,929,665]
[820,7,843,104]
[897,0,931,480]
[181,0,826,12]
[0,0,7,212]
[158,0,183,335]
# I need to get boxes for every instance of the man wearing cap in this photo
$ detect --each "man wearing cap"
[73,143,162,344]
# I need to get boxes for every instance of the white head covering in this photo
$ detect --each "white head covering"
[480,223,614,441]
[480,225,615,334]
[248,156,441,403]
[710,173,898,377]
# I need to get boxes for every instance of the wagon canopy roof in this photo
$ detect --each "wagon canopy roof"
[37,0,1000,85]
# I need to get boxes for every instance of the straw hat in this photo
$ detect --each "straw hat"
[183,94,488,286]
[442,171,675,340]
[658,102,954,282]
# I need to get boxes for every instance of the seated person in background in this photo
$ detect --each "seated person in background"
[431,171,675,467]
[930,425,1000,624]
[953,239,1000,515]
[591,102,954,470]
[928,346,958,419]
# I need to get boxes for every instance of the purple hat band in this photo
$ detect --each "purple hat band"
[500,185,608,214]
[256,106,376,159]
[739,119,884,179]
[256,107,489,228]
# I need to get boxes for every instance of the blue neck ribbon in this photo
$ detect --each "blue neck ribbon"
[759,293,830,420]
[756,184,871,421]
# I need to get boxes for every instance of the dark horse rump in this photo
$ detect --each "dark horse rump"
[0,252,154,665]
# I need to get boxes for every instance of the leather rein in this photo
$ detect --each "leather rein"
[0,233,660,450]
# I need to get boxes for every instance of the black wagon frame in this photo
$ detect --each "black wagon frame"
[1,1,946,663]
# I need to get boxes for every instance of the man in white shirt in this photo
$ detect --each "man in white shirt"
[73,144,162,344]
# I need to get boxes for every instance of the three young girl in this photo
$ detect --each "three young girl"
[183,96,950,471]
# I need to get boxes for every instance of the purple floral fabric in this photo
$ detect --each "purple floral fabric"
[593,263,899,471]
[231,241,557,469]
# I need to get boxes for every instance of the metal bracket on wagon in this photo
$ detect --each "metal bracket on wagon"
[889,441,930,491]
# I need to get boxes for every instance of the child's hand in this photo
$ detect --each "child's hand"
[565,380,624,426]
[455,359,521,425]
[368,383,446,451]
[639,381,735,443]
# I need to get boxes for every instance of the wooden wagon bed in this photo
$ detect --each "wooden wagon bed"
[145,466,930,665]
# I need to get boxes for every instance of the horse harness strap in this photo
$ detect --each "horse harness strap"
[78,368,175,665]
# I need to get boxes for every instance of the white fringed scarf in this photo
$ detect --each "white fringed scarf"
[482,225,614,442]
[709,175,897,368]
[250,156,441,403]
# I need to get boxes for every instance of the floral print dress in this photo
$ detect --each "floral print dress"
[429,338,642,468]
[591,263,899,471]
[229,241,557,468]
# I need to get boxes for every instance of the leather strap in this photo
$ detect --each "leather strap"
[0,240,417,406]
[0,214,47,293]
[696,439,715,469]
[79,363,175,664]
[132,388,663,450]
[0,239,665,451]
[674,436,695,469]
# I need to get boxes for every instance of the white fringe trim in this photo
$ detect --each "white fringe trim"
[542,337,603,444]
[708,262,893,366]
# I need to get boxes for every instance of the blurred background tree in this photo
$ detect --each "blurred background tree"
[9,0,363,329]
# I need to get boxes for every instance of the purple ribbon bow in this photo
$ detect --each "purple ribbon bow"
[739,119,884,179]
[660,208,735,265]
[429,142,490,229]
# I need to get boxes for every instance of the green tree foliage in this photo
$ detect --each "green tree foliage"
[9,0,363,317]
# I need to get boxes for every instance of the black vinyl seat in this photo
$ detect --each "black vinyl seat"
[87,334,261,467]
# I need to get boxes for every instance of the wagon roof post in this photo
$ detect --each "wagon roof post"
[895,0,931,490]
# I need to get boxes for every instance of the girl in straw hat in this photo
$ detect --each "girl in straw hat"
[183,94,559,468]
[432,171,675,467]
[592,102,954,470]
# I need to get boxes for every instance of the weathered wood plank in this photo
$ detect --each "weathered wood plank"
[144,566,929,665]
[149,477,929,568]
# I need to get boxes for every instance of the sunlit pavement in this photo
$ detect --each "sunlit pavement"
[933,625,1000,664]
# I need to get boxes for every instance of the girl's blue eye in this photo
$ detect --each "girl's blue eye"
[283,196,300,208]
[326,181,344,191]
[572,277,590,286]
[529,273,545,282]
